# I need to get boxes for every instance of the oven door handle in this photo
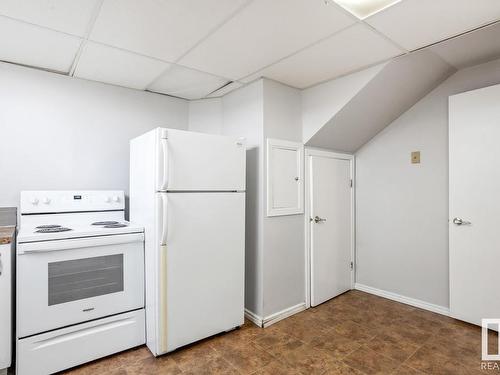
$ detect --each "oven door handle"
[18,232,145,254]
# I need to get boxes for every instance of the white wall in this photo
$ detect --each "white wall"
[0,62,188,209]
[355,58,500,308]
[262,79,304,317]
[188,98,222,135]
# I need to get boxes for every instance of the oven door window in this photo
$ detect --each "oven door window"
[48,254,124,306]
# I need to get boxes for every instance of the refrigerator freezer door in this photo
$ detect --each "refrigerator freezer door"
[157,192,245,353]
[158,129,246,191]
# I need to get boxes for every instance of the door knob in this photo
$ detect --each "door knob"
[314,216,327,223]
[453,217,471,226]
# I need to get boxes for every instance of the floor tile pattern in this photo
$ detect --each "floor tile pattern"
[64,290,497,374]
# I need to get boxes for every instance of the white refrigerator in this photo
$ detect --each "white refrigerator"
[130,128,246,356]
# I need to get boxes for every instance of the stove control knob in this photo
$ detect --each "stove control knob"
[112,196,120,203]
[42,197,51,204]
[31,197,39,205]
[105,197,111,203]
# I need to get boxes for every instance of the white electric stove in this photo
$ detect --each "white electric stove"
[16,191,145,375]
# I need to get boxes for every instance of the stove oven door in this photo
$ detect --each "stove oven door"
[17,232,144,338]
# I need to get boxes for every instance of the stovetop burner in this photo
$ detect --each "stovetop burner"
[35,227,72,233]
[35,224,62,229]
[103,223,128,228]
[92,221,119,226]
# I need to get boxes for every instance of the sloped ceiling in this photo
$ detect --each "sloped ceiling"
[429,22,500,70]
[305,50,456,152]
[302,63,386,142]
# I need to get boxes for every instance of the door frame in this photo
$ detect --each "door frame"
[304,148,355,308]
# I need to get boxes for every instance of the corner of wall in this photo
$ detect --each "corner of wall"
[354,58,500,309]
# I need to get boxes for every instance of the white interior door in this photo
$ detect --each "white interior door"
[449,84,500,326]
[309,152,353,307]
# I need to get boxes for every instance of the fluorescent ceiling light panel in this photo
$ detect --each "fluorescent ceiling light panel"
[333,0,401,19]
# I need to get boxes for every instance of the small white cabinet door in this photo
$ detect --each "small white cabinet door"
[266,139,304,217]
[0,244,11,370]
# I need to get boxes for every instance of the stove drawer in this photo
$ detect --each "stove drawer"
[17,235,144,338]
[17,309,145,375]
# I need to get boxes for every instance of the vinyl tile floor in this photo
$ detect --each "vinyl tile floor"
[64,290,497,375]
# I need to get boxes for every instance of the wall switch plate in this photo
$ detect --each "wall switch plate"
[411,151,421,164]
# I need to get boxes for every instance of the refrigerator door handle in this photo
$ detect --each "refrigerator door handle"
[160,194,168,246]
[159,244,168,354]
[158,133,169,191]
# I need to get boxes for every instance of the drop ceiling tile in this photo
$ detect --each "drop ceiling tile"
[206,81,244,98]
[179,0,356,80]
[430,23,500,69]
[148,64,228,100]
[74,42,170,90]
[250,24,402,89]
[90,0,248,62]
[0,16,81,73]
[367,0,500,51]
[0,0,101,36]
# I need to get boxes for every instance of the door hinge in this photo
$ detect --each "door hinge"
[350,261,354,270]
[350,179,353,188]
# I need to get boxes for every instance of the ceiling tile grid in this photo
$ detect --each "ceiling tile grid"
[89,0,250,63]
[0,0,101,36]
[0,15,82,73]
[148,64,229,100]
[74,41,170,90]
[248,23,404,89]
[178,0,356,80]
[0,0,500,99]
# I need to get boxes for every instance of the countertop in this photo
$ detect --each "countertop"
[0,207,16,245]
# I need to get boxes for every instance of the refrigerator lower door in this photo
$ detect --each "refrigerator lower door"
[157,192,245,354]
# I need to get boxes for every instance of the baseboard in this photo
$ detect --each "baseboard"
[354,283,450,316]
[244,309,263,327]
[245,302,307,328]
[262,303,307,328]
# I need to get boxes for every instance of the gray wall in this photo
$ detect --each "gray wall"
[355,58,500,308]
[262,79,305,317]
[188,79,306,319]
[188,98,222,135]
[220,80,265,317]
[0,62,189,209]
